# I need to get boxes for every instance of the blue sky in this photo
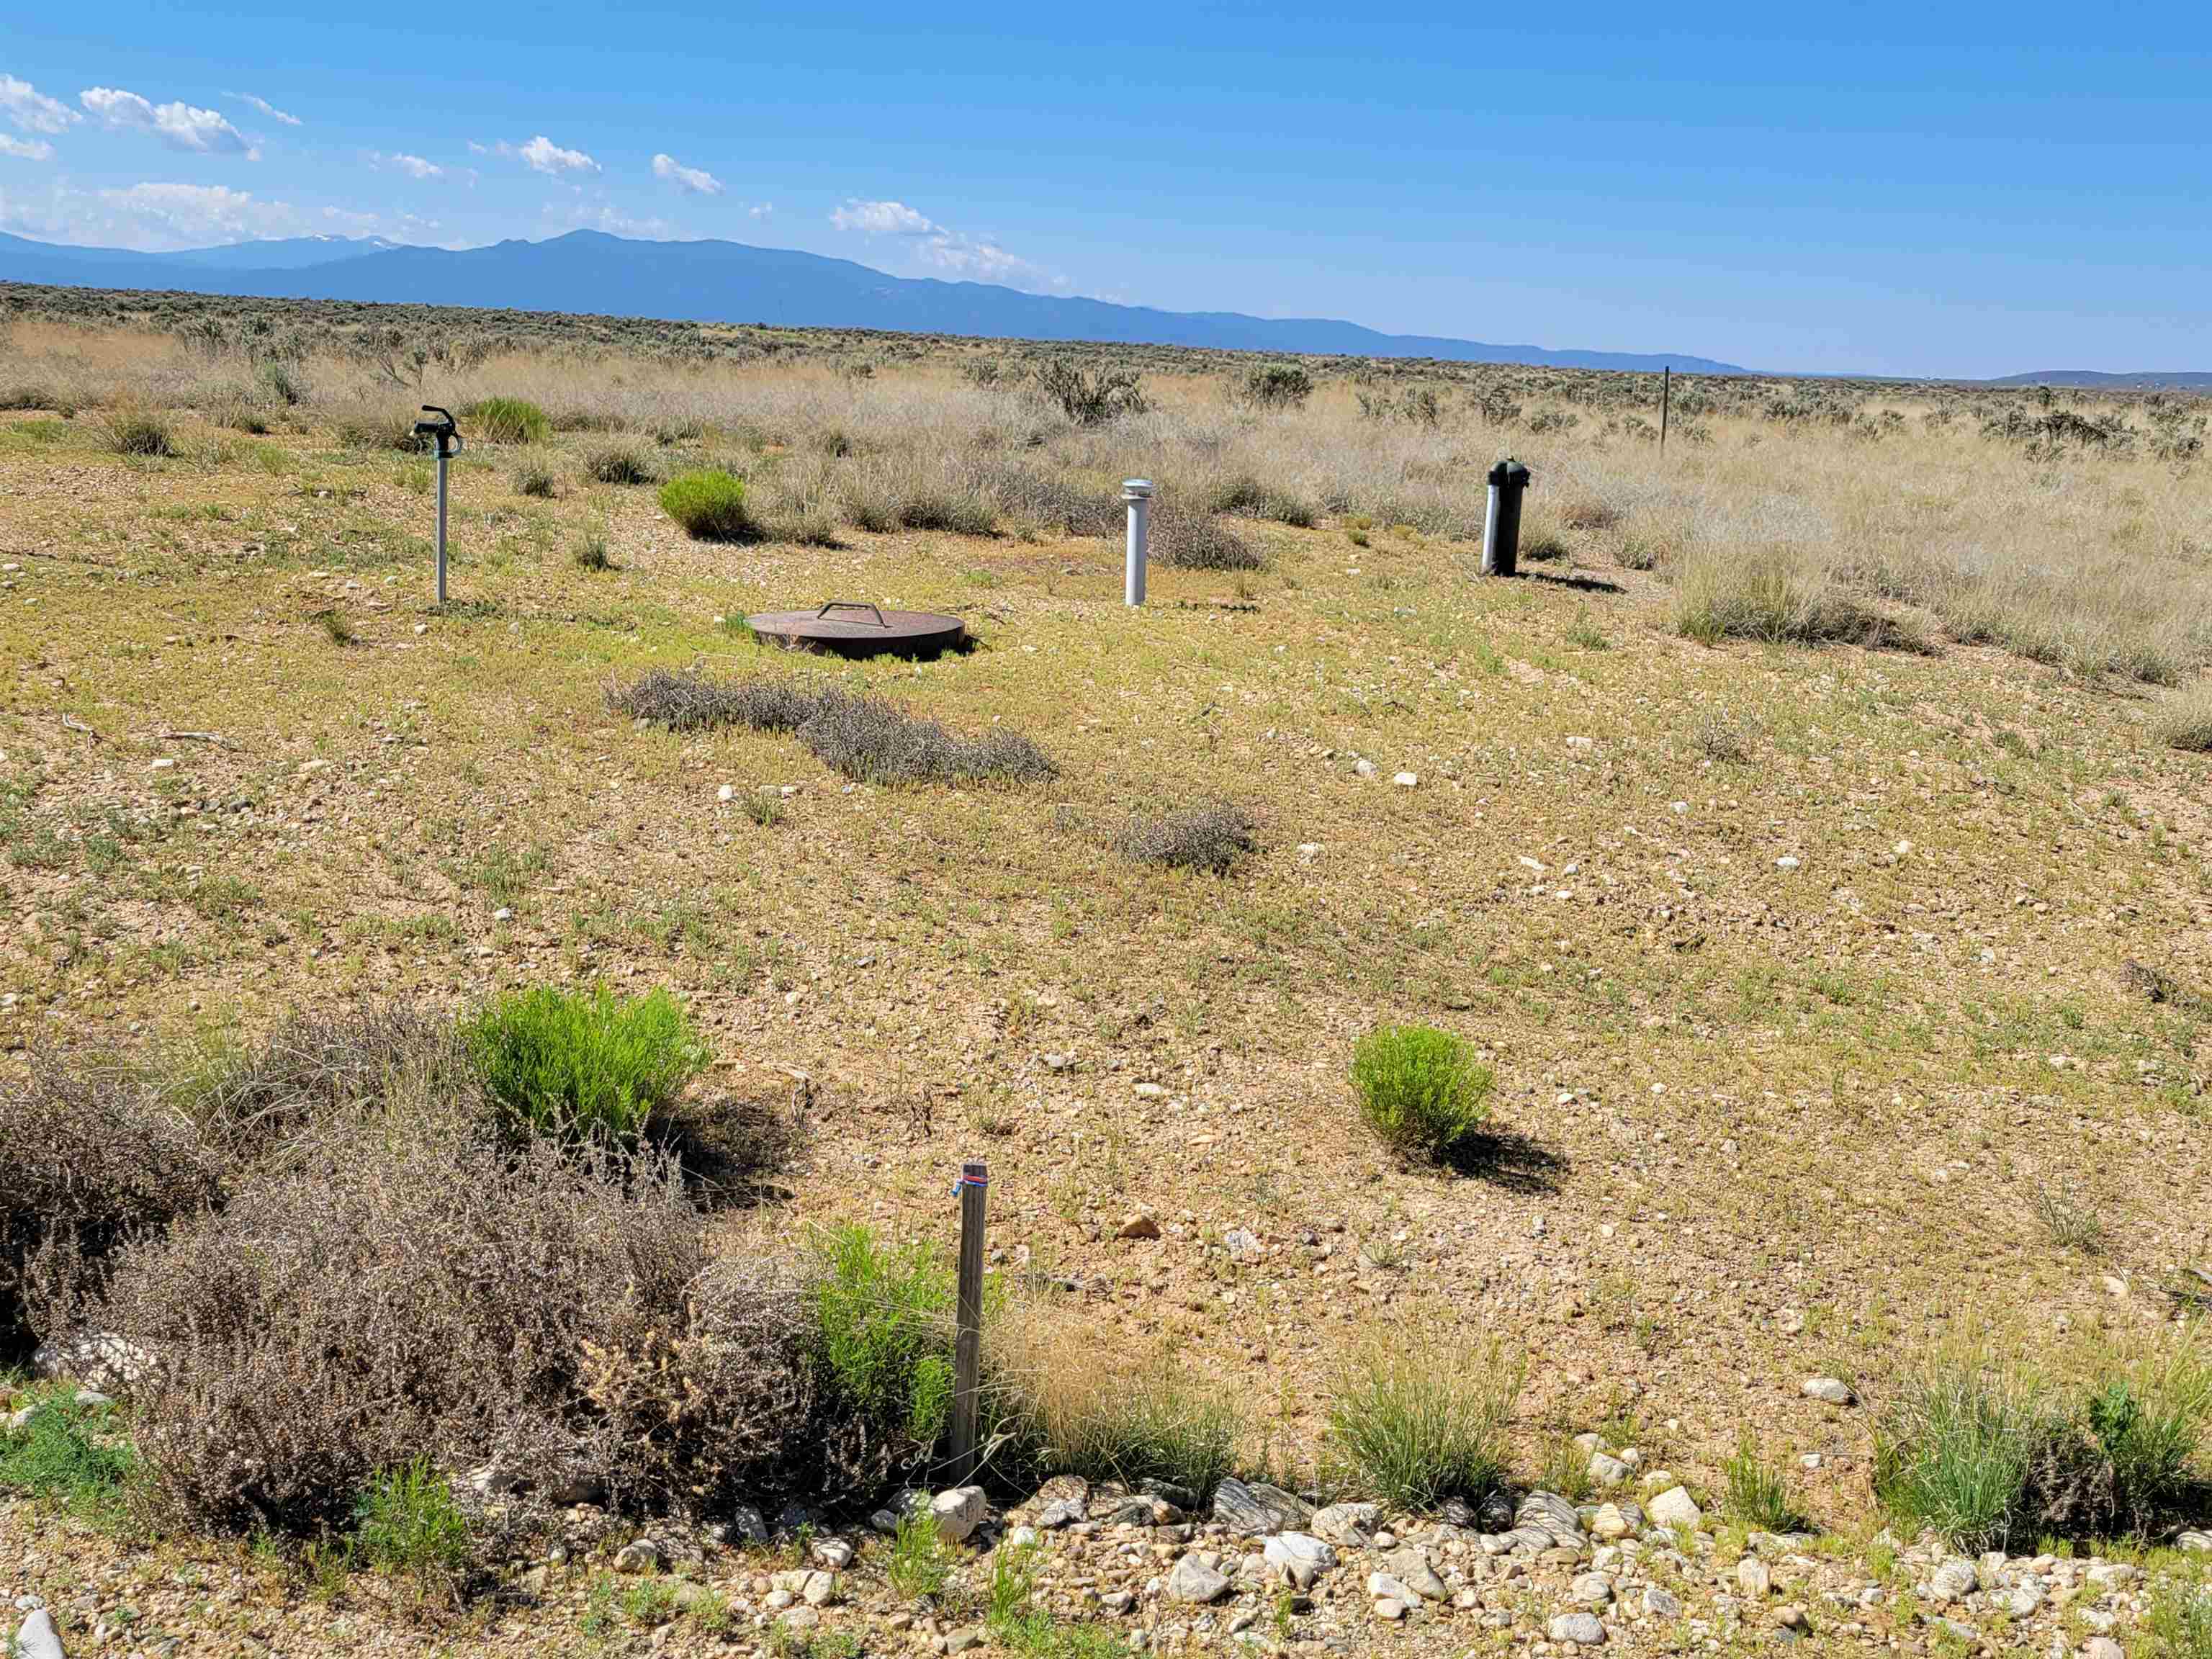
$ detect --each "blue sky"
[1,1,2206,377]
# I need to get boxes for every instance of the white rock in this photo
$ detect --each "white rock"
[1354,758,1379,779]
[1571,1571,1616,1606]
[717,784,735,801]
[613,1540,660,1573]
[1263,1532,1336,1589]
[11,1609,63,1659]
[1167,1554,1231,1604]
[2083,1641,2123,1659]
[1775,855,1800,871]
[1392,772,1419,788]
[2086,1563,2136,1591]
[1588,1452,1632,1488]
[814,1539,855,1569]
[932,1485,988,1545]
[1548,1611,1607,1645]
[1642,1585,1681,1619]
[1802,1377,1854,1406]
[1737,1556,1772,1598]
[1646,1486,1701,1530]
[1927,1557,1977,1603]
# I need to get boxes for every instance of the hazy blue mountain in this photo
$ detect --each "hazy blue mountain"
[157,235,405,270]
[1987,369,2212,390]
[0,228,1750,373]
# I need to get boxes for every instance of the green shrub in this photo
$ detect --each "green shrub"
[353,1457,471,1588]
[1033,360,1147,426]
[464,396,550,444]
[1350,1024,1494,1157]
[331,405,419,452]
[586,443,660,485]
[1722,1428,1804,1531]
[574,530,612,571]
[464,985,706,1147]
[807,1226,956,1456]
[1324,1332,1521,1511]
[0,1393,139,1527]
[516,462,559,499]
[660,469,761,542]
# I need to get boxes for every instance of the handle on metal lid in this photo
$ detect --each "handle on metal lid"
[816,601,888,626]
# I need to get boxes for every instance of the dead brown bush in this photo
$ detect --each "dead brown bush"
[93,1087,715,1532]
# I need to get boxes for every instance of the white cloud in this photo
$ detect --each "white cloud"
[832,197,935,236]
[1,73,79,136]
[81,87,254,156]
[91,181,303,246]
[0,134,52,161]
[230,91,301,127]
[547,197,673,239]
[374,150,444,179]
[830,197,1066,292]
[513,134,597,175]
[750,202,773,218]
[651,152,722,196]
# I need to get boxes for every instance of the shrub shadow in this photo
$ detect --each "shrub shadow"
[1441,1125,1569,1192]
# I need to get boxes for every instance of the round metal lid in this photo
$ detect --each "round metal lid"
[745,601,968,660]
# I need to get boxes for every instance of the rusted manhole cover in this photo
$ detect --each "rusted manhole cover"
[744,601,968,660]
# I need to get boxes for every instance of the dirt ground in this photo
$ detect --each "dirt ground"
[1,363,2209,1655]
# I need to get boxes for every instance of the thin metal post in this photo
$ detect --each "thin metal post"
[1659,365,1671,457]
[1122,479,1152,607]
[433,444,449,606]
[950,1159,989,1481]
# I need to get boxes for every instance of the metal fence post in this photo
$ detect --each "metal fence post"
[1122,480,1152,606]
[950,1159,989,1481]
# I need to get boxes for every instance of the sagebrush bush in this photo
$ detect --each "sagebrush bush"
[1351,1024,1494,1157]
[464,984,706,1147]
[464,395,550,444]
[1112,801,1259,873]
[515,461,559,499]
[1325,1332,1522,1511]
[660,469,760,541]
[585,443,660,485]
[608,671,1055,788]
[1205,472,1316,527]
[1033,359,1147,426]
[1239,364,1313,410]
[0,1056,223,1359]
[93,1094,709,1531]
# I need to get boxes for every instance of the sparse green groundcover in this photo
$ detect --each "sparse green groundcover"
[464,984,706,1147]
[808,1225,958,1455]
[352,1457,472,1591]
[0,1390,140,1528]
[660,468,760,541]
[1722,1427,1806,1531]
[1110,801,1259,873]
[1350,1023,1495,1158]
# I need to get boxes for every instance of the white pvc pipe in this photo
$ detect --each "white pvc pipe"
[1123,479,1152,607]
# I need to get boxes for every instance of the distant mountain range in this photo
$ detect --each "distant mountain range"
[0,229,1749,374]
[1986,369,2212,390]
